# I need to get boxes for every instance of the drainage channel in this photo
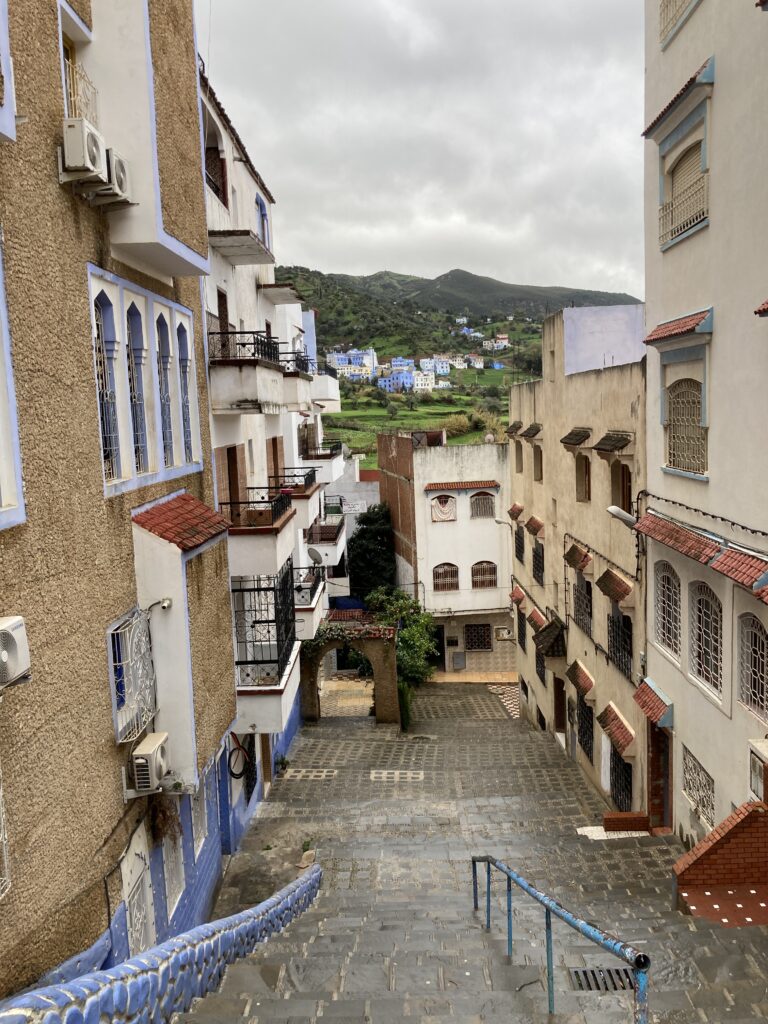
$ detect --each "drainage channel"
[569,966,636,992]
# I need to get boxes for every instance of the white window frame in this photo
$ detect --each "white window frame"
[654,560,681,657]
[0,235,25,530]
[739,613,768,722]
[191,776,208,858]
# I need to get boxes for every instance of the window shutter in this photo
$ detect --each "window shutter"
[671,143,702,198]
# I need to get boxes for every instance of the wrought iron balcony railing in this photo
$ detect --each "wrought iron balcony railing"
[659,173,709,246]
[281,352,311,374]
[220,489,292,529]
[232,560,296,688]
[300,441,343,461]
[208,330,281,365]
[268,467,317,493]
[607,614,633,681]
[205,171,226,204]
[65,58,99,126]
[306,515,345,545]
[293,566,326,607]
[317,362,338,379]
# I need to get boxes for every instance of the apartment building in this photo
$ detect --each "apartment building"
[201,70,345,842]
[509,306,648,814]
[0,0,243,998]
[639,0,768,845]
[379,433,514,678]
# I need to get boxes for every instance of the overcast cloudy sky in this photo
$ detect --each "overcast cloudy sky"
[194,1,645,297]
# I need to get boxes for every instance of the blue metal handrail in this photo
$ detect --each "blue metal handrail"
[471,855,650,1021]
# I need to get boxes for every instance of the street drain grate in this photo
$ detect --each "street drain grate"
[569,966,636,992]
[282,768,338,781]
[370,769,424,782]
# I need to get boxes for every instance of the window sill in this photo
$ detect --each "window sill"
[661,466,708,483]
[660,218,709,252]
[687,671,728,715]
[105,461,203,498]
[0,503,26,532]
[649,637,682,674]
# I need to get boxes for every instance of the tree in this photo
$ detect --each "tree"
[404,393,417,411]
[387,402,399,419]
[347,504,396,600]
[367,587,437,689]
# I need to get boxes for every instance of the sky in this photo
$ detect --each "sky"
[194,1,645,298]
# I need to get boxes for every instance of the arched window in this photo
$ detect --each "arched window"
[433,563,459,592]
[739,614,768,720]
[94,291,120,481]
[126,304,149,474]
[690,582,722,692]
[177,323,193,464]
[471,562,497,589]
[654,561,681,656]
[430,494,456,522]
[667,379,706,475]
[470,491,495,519]
[156,315,174,468]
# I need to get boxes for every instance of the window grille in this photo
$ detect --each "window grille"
[659,0,694,39]
[63,50,98,126]
[739,614,768,721]
[232,560,297,687]
[433,563,459,592]
[515,525,525,563]
[532,543,544,586]
[163,814,185,916]
[470,491,495,519]
[690,582,722,693]
[536,650,546,683]
[654,561,681,656]
[191,779,208,856]
[577,693,594,764]
[126,866,153,955]
[110,611,157,744]
[431,494,456,522]
[0,761,9,902]
[573,575,592,637]
[471,561,497,589]
[126,311,149,474]
[94,301,120,481]
[682,745,715,826]
[465,623,492,651]
[156,319,174,468]
[178,326,194,464]
[750,750,765,801]
[666,379,706,475]
[517,608,527,653]
[610,746,633,813]
[607,613,633,681]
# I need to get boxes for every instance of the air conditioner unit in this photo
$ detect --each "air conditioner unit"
[0,616,31,688]
[90,149,131,205]
[61,117,107,182]
[132,731,169,793]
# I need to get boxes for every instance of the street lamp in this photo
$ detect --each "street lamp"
[606,505,637,529]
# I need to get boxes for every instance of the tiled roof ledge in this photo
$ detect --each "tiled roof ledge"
[643,57,715,140]
[674,802,768,885]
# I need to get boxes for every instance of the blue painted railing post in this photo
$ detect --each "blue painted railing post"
[485,861,492,931]
[545,907,555,1015]
[472,859,478,911]
[506,874,513,957]
[635,967,649,1024]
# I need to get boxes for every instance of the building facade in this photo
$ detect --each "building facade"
[509,305,648,814]
[639,0,768,845]
[379,433,514,678]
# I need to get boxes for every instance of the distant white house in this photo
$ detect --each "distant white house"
[420,357,436,373]
[436,380,452,390]
[449,355,467,370]
[412,370,435,391]
[434,357,451,375]
[455,316,468,325]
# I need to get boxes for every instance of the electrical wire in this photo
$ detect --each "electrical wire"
[637,491,768,544]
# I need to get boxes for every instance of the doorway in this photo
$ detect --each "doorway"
[227,446,241,506]
[430,626,446,672]
[554,677,567,749]
[648,723,672,829]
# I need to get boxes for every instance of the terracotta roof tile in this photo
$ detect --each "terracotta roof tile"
[643,59,713,137]
[533,619,567,658]
[327,609,376,623]
[133,493,230,552]
[596,703,634,756]
[595,568,633,603]
[520,423,542,439]
[566,660,594,697]
[564,543,592,573]
[424,480,500,492]
[560,427,591,447]
[710,548,768,591]
[525,516,545,537]
[592,432,632,453]
[510,586,526,607]
[527,608,547,632]
[673,802,768,878]
[635,513,720,564]
[508,503,525,521]
[756,300,768,317]
[634,681,672,725]
[645,309,711,344]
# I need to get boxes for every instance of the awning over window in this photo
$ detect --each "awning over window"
[642,57,715,138]
[527,607,547,632]
[560,427,591,448]
[424,480,500,491]
[510,586,526,607]
[506,421,523,436]
[133,493,230,551]
[592,432,632,453]
[710,548,768,590]
[595,568,633,604]
[644,308,712,345]
[520,423,542,439]
[525,516,545,537]
[566,659,595,698]
[633,679,673,728]
[756,300,768,317]
[635,512,720,565]
[564,543,592,573]
[508,503,525,521]
[596,703,635,756]
[533,619,567,659]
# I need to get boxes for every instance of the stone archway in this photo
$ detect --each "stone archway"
[300,623,400,726]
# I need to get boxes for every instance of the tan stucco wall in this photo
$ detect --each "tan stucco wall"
[187,540,237,772]
[148,0,209,258]
[0,1,218,997]
[68,0,92,27]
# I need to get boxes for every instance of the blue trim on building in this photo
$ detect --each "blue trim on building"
[103,901,130,969]
[0,0,15,142]
[0,235,26,531]
[36,928,112,987]
[659,342,708,365]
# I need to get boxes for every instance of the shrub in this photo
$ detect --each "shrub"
[443,413,471,438]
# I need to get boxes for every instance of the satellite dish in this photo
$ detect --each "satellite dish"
[484,433,495,444]
[308,547,323,565]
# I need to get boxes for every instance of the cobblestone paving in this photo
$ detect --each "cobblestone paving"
[319,677,375,719]
[187,686,768,1023]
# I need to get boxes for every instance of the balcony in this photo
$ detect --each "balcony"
[224,489,296,578]
[607,614,633,681]
[232,561,297,689]
[281,353,313,412]
[293,566,327,643]
[208,331,285,414]
[208,229,275,266]
[310,366,341,412]
[221,489,292,529]
[659,173,709,247]
[305,514,347,568]
[268,468,318,495]
[299,441,345,484]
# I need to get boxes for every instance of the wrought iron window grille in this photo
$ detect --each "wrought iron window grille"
[690,582,722,693]
[682,745,715,826]
[739,614,768,721]
[654,560,681,656]
[232,560,297,688]
[110,610,157,744]
[577,693,594,764]
[517,608,527,653]
[607,613,633,681]
[610,745,633,813]
[533,543,545,586]
[572,577,593,637]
